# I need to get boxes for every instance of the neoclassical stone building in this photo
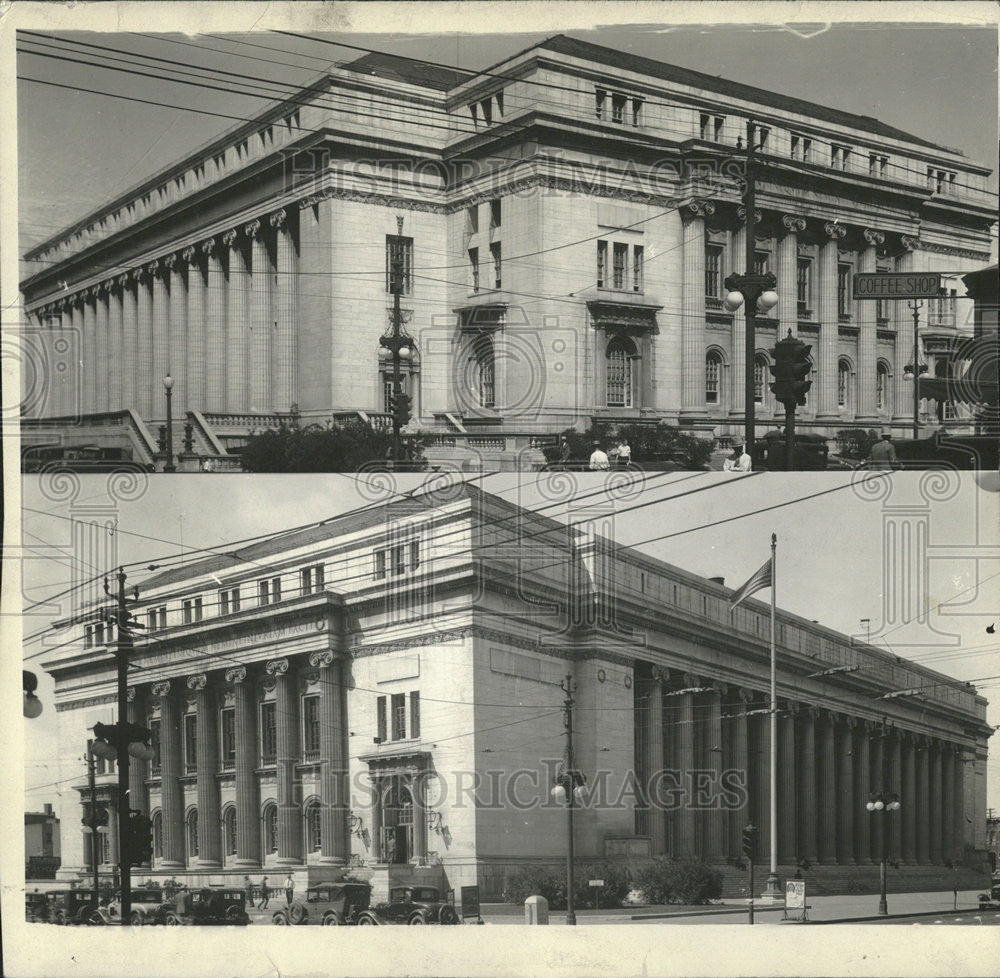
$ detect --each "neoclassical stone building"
[39,485,992,898]
[20,36,995,467]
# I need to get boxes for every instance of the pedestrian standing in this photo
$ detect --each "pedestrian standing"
[865,431,900,471]
[558,436,571,466]
[284,873,295,907]
[588,440,610,471]
[258,877,270,910]
[244,875,254,909]
[615,437,631,468]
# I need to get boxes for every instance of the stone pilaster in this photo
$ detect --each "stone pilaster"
[901,732,917,864]
[929,740,943,864]
[224,230,249,413]
[915,737,930,863]
[856,229,883,421]
[778,215,805,340]
[853,723,872,862]
[183,247,206,414]
[94,284,110,413]
[153,679,185,868]
[271,658,302,864]
[247,219,272,413]
[941,745,955,863]
[777,703,797,863]
[835,717,854,863]
[119,275,138,412]
[727,690,750,861]
[311,651,348,863]
[953,748,966,857]
[752,697,771,866]
[816,221,846,419]
[271,209,297,413]
[817,710,837,863]
[229,666,261,869]
[150,260,170,412]
[165,253,187,415]
[706,688,726,861]
[797,708,817,863]
[133,267,154,418]
[189,673,221,868]
[680,202,711,418]
[203,239,226,412]
[647,673,667,856]
[80,294,97,416]
[107,282,124,412]
[676,690,696,857]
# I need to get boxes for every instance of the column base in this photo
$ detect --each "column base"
[196,860,224,870]
[234,859,263,871]
[275,857,305,867]
[318,856,347,866]
[158,860,185,871]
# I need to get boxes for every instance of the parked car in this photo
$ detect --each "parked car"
[752,431,830,471]
[25,891,51,922]
[272,882,372,926]
[161,887,251,926]
[890,432,999,470]
[978,880,1000,909]
[356,885,459,926]
[127,887,167,925]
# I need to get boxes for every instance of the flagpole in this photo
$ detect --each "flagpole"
[767,532,779,897]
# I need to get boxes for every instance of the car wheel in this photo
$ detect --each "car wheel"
[357,915,376,926]
[439,905,459,925]
[55,911,66,926]
[408,912,428,925]
[287,902,307,925]
[129,911,143,926]
[88,911,105,925]
[322,912,344,926]
[273,913,288,925]
[165,913,181,926]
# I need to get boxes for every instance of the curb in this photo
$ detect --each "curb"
[806,906,987,925]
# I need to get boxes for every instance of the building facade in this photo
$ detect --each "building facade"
[25,803,62,879]
[38,486,992,898]
[20,37,995,467]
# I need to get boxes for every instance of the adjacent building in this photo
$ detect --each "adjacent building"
[37,486,992,898]
[19,36,996,467]
[25,803,61,880]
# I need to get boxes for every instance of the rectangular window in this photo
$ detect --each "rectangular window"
[837,264,851,318]
[631,97,643,127]
[612,242,627,290]
[756,127,770,152]
[489,199,501,228]
[832,143,852,170]
[469,247,479,292]
[632,245,644,293]
[596,240,607,288]
[705,356,720,403]
[410,692,420,739]
[753,251,769,277]
[374,549,386,580]
[391,544,406,576]
[797,258,812,312]
[300,564,324,595]
[385,235,413,295]
[218,586,240,616]
[260,702,277,763]
[869,153,888,177]
[376,696,387,742]
[391,693,406,741]
[84,625,93,648]
[182,597,202,624]
[220,708,236,770]
[595,88,606,120]
[409,540,420,571]
[490,242,501,289]
[700,113,724,141]
[467,205,478,234]
[302,695,320,756]
[183,714,197,772]
[611,93,626,124]
[705,244,723,298]
[149,719,161,775]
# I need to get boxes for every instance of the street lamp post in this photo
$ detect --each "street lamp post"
[902,301,926,441]
[551,675,585,926]
[866,719,901,916]
[162,374,176,473]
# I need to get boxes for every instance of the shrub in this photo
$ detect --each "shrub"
[634,858,723,906]
[502,865,566,908]
[571,862,632,909]
[502,862,632,910]
[837,428,880,461]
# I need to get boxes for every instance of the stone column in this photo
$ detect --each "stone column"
[797,708,817,863]
[150,260,170,411]
[940,745,955,864]
[370,778,384,861]
[777,703,797,864]
[270,658,302,864]
[929,740,943,863]
[901,732,917,864]
[856,230,883,422]
[915,738,930,863]
[133,268,154,418]
[183,246,206,414]
[729,217,748,420]
[126,687,148,819]
[778,215,805,340]
[816,221,846,420]
[189,673,222,868]
[676,691,696,857]
[680,201,711,418]
[953,749,966,859]
[229,666,261,868]
[81,293,98,415]
[311,651,348,863]
[817,711,837,863]
[887,731,902,862]
[706,688,726,861]
[271,208,297,413]
[870,727,885,864]
[647,674,667,856]
[893,237,919,428]
[107,282,124,412]
[728,690,750,861]
[153,680,185,869]
[94,284,110,413]
[166,253,187,415]
[835,717,854,863]
[411,771,428,861]
[224,230,249,413]
[853,723,871,863]
[119,275,138,412]
[246,218,272,413]
[203,239,226,413]
[752,697,771,865]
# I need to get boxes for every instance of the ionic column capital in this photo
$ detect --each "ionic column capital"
[900,234,921,252]
[737,205,763,226]
[863,228,885,246]
[225,665,247,684]
[823,221,847,241]
[97,279,112,295]
[244,218,262,239]
[201,238,218,258]
[147,258,162,278]
[130,266,146,284]
[308,650,335,669]
[116,273,131,291]
[163,253,179,272]
[187,673,208,691]
[269,208,288,229]
[151,679,172,697]
[266,657,290,677]
[222,229,239,249]
[181,246,198,264]
[126,687,137,703]
[782,214,807,232]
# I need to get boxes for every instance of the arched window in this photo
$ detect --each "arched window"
[754,353,769,405]
[224,807,237,858]
[705,351,723,404]
[838,359,851,409]
[472,336,495,409]
[876,361,890,413]
[606,337,636,408]
[151,811,163,860]
[263,803,278,855]
[187,809,199,859]
[305,801,322,852]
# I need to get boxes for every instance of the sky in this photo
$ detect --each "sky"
[13,10,999,277]
[18,470,1000,815]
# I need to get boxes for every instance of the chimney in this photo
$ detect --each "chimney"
[44,803,53,816]
[709,576,725,587]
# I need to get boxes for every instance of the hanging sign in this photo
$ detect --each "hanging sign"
[853,273,943,299]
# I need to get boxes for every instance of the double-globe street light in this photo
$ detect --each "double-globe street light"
[866,790,901,915]
[162,373,176,473]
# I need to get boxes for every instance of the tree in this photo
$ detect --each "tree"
[239,419,425,472]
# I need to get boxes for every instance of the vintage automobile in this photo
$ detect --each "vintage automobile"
[25,891,51,922]
[161,887,251,926]
[355,885,459,926]
[977,880,1000,910]
[48,887,104,925]
[127,887,167,925]
[753,431,830,471]
[272,882,372,926]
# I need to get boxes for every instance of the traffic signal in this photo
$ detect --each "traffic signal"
[742,824,758,862]
[81,804,109,831]
[124,811,153,866]
[769,332,812,406]
[390,392,412,429]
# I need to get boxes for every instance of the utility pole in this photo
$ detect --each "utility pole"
[908,301,923,441]
[380,217,413,468]
[563,674,577,926]
[88,743,100,899]
[114,567,134,926]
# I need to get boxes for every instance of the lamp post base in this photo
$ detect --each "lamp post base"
[758,873,784,904]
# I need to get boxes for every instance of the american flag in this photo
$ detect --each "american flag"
[729,557,773,611]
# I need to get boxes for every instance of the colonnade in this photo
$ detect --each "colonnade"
[635,671,968,866]
[33,209,298,420]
